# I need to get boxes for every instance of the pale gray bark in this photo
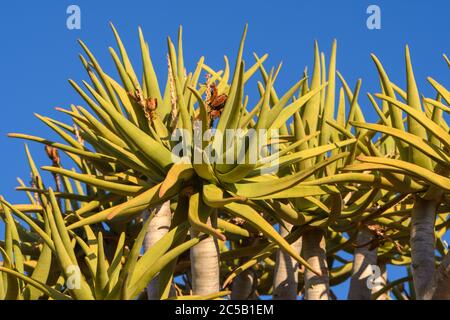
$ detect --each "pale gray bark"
[190,213,220,295]
[231,269,257,300]
[231,238,258,300]
[143,201,173,300]
[302,228,329,300]
[348,228,377,300]
[273,223,302,300]
[371,263,390,300]
[423,252,450,300]
[410,198,438,299]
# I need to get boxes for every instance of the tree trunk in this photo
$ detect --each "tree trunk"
[190,213,220,295]
[410,197,438,300]
[423,252,450,300]
[273,223,302,300]
[231,238,258,300]
[231,269,257,300]
[143,201,173,300]
[348,228,377,300]
[371,263,390,300]
[302,228,329,300]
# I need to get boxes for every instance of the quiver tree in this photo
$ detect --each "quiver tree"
[0,23,448,301]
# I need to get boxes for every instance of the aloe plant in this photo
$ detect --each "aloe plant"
[344,48,450,300]
[0,147,208,300]
[3,24,326,298]
[0,23,449,301]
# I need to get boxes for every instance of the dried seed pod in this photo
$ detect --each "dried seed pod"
[44,146,62,192]
[205,81,228,127]
[45,145,61,167]
[143,97,158,121]
[128,90,158,121]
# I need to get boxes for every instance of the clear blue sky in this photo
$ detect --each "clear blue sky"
[0,0,448,299]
